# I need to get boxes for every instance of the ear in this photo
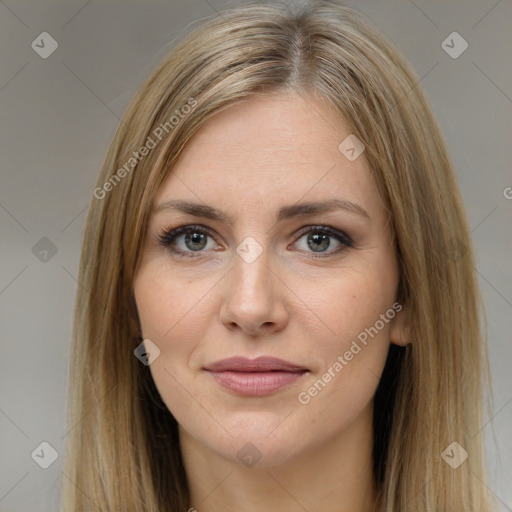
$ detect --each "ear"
[389,301,411,347]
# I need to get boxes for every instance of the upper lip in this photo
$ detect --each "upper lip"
[204,356,308,373]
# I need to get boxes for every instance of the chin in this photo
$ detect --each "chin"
[225,432,304,470]
[181,410,309,469]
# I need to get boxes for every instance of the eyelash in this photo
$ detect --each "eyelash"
[155,223,354,259]
[156,224,354,259]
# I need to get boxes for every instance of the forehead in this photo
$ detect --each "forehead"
[154,92,381,221]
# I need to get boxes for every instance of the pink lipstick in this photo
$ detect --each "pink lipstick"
[204,356,308,396]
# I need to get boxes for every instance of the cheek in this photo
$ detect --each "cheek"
[133,264,217,409]
[134,263,212,344]
[134,266,213,418]
[292,267,397,407]
[296,266,397,353]
[133,245,399,426]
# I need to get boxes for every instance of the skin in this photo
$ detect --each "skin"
[133,90,409,512]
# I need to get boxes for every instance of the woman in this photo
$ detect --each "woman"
[61,1,494,511]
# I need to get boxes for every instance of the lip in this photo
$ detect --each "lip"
[204,356,308,373]
[204,357,309,397]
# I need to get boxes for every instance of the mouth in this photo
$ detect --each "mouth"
[203,356,309,397]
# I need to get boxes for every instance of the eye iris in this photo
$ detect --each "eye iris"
[185,232,207,251]
[307,232,330,252]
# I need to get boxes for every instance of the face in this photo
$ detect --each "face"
[133,91,408,469]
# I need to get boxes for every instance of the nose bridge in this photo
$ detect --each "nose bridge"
[218,233,288,334]
[219,217,289,337]
[231,236,272,299]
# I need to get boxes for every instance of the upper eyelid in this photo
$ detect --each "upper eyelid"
[159,223,347,237]
[158,223,352,248]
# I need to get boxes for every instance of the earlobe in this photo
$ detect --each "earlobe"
[390,303,411,347]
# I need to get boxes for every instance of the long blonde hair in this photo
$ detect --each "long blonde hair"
[61,2,493,510]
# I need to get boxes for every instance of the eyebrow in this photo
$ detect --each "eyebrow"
[152,198,370,224]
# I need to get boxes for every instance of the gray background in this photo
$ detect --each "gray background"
[0,0,510,510]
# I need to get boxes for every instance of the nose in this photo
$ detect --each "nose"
[218,245,289,337]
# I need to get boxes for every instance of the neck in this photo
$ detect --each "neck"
[179,403,378,512]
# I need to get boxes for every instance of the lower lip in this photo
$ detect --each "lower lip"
[207,370,306,396]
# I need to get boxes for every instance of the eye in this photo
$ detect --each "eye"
[156,223,353,259]
[291,225,353,257]
[157,224,219,258]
